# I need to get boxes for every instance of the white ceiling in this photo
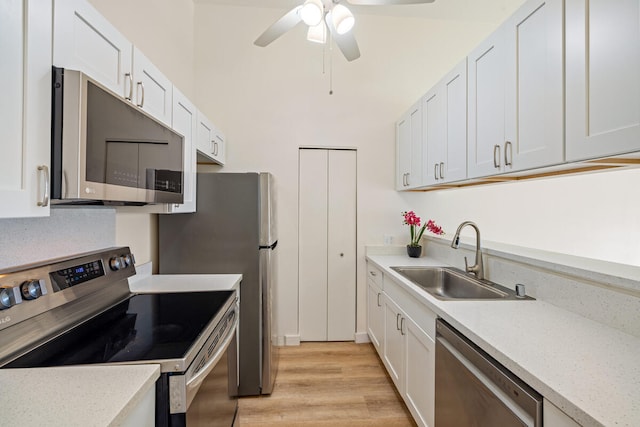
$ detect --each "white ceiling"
[193,0,525,23]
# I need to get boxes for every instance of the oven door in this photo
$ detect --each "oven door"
[185,333,238,427]
[165,306,239,427]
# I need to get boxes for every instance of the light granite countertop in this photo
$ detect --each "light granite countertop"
[0,364,159,427]
[367,254,640,427]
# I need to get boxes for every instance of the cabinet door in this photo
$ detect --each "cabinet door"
[0,0,52,218]
[423,88,444,186]
[566,0,640,161]
[53,0,132,98]
[396,113,411,190]
[408,102,424,188]
[504,0,564,171]
[442,59,468,183]
[396,100,423,190]
[212,130,226,165]
[164,88,197,214]
[196,111,225,165]
[132,47,173,126]
[383,295,404,390]
[404,316,435,427]
[468,25,507,178]
[367,279,384,354]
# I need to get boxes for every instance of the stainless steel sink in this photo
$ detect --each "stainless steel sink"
[390,266,532,301]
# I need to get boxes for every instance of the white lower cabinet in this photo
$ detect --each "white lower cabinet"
[366,277,384,353]
[404,315,435,427]
[543,399,581,427]
[379,276,436,427]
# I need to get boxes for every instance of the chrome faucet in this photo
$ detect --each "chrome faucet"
[451,221,484,280]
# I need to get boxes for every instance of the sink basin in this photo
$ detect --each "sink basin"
[390,266,531,301]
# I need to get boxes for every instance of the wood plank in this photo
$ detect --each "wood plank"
[238,342,416,427]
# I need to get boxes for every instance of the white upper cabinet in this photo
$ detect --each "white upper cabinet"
[566,0,640,161]
[467,25,507,179]
[53,0,172,125]
[469,0,564,178]
[504,0,564,171]
[53,0,132,98]
[196,111,226,165]
[132,47,173,126]
[423,59,468,185]
[396,101,423,189]
[164,88,197,214]
[0,0,52,218]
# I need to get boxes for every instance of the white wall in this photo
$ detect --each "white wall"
[192,3,520,341]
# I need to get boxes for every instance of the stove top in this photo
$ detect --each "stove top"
[6,291,234,369]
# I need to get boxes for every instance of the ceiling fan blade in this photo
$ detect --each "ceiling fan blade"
[254,5,303,47]
[326,12,361,62]
[346,0,435,5]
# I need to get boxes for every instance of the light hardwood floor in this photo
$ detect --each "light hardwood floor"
[238,342,417,427]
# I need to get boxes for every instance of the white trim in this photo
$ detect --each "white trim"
[355,332,371,344]
[284,335,301,346]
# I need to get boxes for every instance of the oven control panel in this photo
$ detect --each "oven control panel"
[0,247,135,332]
[50,260,105,290]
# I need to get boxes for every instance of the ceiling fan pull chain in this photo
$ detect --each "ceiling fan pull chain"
[329,31,334,95]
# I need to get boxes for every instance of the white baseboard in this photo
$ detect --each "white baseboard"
[355,332,371,344]
[284,335,301,346]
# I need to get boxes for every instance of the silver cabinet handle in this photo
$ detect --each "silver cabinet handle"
[505,141,513,166]
[434,163,439,180]
[377,293,381,307]
[37,165,49,207]
[406,173,410,186]
[136,81,145,107]
[213,141,219,156]
[124,73,133,101]
[396,313,402,330]
[404,173,408,186]
[493,144,501,168]
[369,270,377,277]
[400,317,406,335]
[440,162,445,179]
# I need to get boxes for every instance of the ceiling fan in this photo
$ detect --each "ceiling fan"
[254,0,436,62]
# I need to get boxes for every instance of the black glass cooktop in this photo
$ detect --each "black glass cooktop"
[6,291,234,369]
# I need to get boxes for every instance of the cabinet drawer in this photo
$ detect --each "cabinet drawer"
[366,263,383,288]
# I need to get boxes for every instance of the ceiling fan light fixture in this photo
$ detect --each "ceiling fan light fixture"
[300,0,324,27]
[332,4,355,35]
[307,22,327,44]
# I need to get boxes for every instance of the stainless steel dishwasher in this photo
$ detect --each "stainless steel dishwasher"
[435,319,542,427]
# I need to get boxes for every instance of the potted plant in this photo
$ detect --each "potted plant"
[402,211,444,257]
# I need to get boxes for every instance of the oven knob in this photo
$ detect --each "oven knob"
[109,257,124,271]
[20,280,42,300]
[123,254,133,267]
[0,288,16,310]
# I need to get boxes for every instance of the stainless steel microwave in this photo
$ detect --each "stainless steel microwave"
[51,67,183,205]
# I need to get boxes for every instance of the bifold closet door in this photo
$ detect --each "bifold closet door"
[299,149,356,341]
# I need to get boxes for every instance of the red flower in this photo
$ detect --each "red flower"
[402,212,445,246]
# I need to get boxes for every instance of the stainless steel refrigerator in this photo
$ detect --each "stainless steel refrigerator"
[158,172,278,396]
